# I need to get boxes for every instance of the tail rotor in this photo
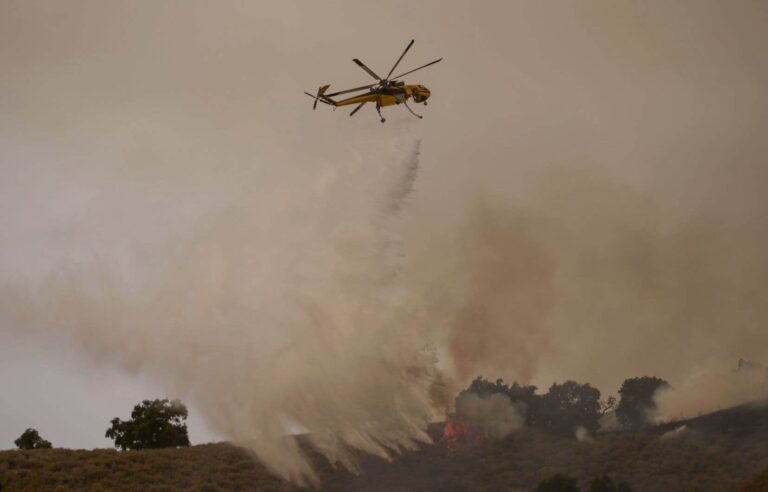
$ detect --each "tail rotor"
[304,84,332,110]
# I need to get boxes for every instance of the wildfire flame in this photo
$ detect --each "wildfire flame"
[442,415,481,450]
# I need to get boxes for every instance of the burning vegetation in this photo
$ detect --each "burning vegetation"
[441,416,480,450]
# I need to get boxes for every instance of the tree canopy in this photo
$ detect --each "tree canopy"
[616,377,670,429]
[459,377,539,425]
[105,398,190,451]
[14,428,52,450]
[457,377,608,437]
[538,381,603,436]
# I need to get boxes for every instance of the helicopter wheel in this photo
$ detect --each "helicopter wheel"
[380,118,386,123]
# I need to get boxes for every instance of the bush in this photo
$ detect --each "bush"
[589,474,634,492]
[535,473,581,492]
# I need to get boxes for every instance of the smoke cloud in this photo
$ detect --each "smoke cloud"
[454,392,525,440]
[660,425,689,441]
[655,361,768,422]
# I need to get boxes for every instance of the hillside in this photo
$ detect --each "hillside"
[2,405,767,492]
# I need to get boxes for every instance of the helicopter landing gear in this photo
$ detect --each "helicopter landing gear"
[376,104,386,123]
[403,100,423,119]
[349,101,366,117]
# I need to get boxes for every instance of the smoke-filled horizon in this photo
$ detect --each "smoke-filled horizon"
[2,0,768,484]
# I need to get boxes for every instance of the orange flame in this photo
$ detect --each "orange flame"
[442,415,481,449]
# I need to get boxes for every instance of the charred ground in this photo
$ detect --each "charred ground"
[2,404,767,492]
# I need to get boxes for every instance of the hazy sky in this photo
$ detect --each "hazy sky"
[1,0,767,464]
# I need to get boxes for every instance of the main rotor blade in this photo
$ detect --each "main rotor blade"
[325,83,377,98]
[386,39,415,80]
[392,58,443,81]
[352,58,382,81]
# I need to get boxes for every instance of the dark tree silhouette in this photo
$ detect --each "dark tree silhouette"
[538,381,603,436]
[14,428,52,450]
[458,377,539,425]
[535,473,580,492]
[616,376,670,429]
[589,474,634,492]
[458,377,608,435]
[106,398,190,451]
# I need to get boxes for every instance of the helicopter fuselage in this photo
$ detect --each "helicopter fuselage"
[334,84,431,108]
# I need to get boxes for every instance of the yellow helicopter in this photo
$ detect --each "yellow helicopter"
[305,40,442,123]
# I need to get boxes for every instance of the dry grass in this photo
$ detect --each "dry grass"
[0,444,291,492]
[2,405,768,491]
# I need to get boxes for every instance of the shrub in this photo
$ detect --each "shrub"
[589,474,634,492]
[535,473,580,492]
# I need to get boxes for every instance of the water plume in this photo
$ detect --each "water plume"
[3,139,440,486]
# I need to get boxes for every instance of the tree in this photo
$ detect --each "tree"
[534,473,580,492]
[600,396,617,416]
[589,474,634,492]
[507,381,540,424]
[615,377,670,429]
[457,377,609,435]
[459,377,539,425]
[538,381,603,436]
[14,428,52,450]
[106,398,190,450]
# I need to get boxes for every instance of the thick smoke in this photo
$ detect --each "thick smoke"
[655,360,768,422]
[405,200,555,386]
[454,392,525,440]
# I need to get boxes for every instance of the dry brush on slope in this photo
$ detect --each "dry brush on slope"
[2,405,768,491]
